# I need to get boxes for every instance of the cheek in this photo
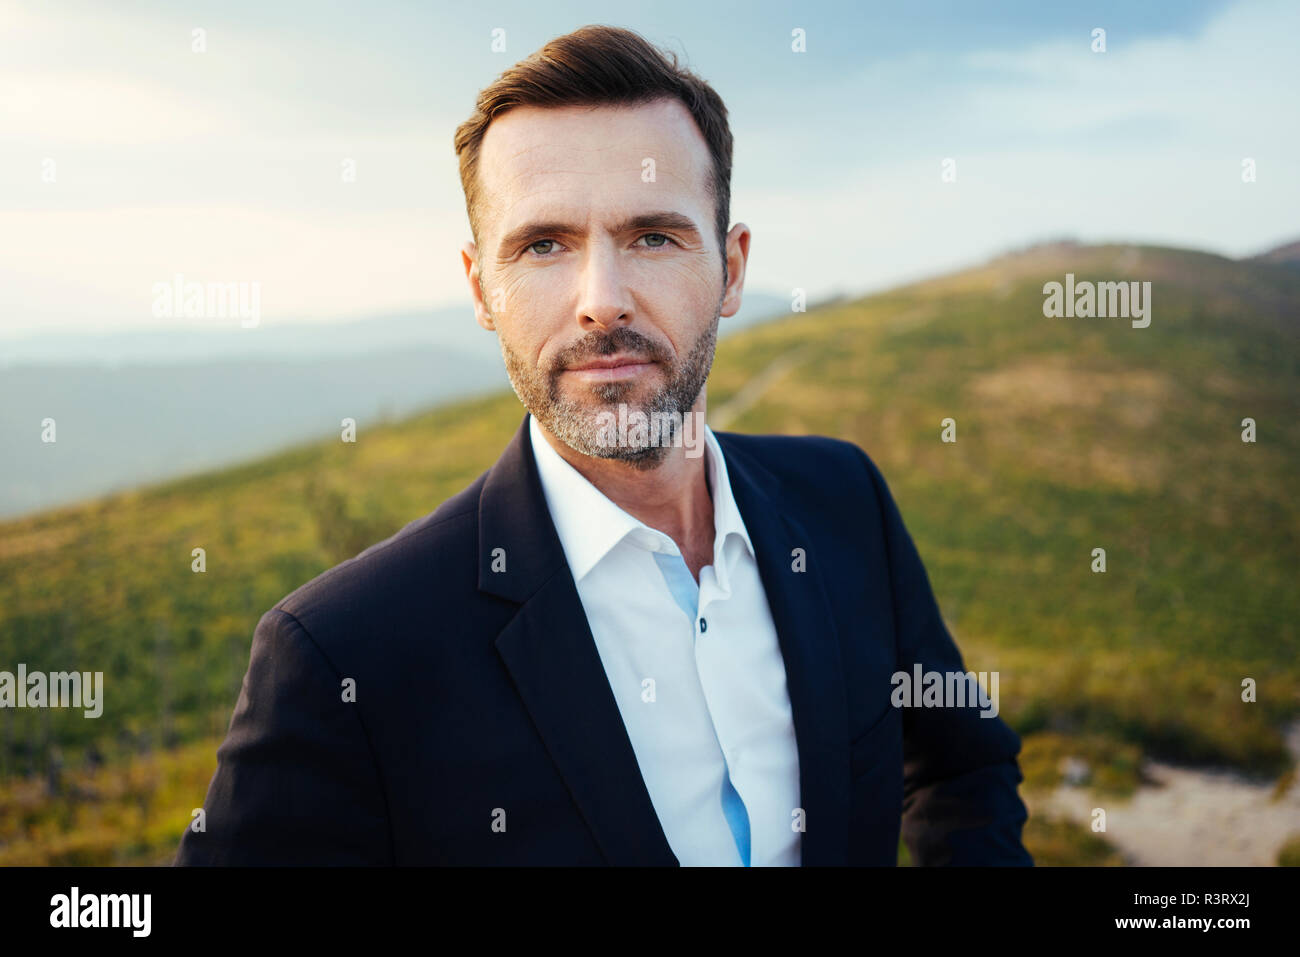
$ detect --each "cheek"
[630,261,719,349]
[493,273,559,360]
[628,254,718,294]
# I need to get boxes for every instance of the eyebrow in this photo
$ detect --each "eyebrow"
[496,211,703,257]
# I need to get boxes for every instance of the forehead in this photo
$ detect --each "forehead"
[476,97,713,237]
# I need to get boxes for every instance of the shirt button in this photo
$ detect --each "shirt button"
[699,617,708,633]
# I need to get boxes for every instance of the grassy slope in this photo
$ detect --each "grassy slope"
[2,242,1297,864]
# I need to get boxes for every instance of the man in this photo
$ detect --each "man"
[176,24,1031,866]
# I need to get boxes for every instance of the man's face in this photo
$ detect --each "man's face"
[463,97,746,467]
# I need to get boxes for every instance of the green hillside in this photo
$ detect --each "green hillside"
[2,241,1297,865]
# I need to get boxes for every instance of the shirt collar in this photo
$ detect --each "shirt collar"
[528,413,755,583]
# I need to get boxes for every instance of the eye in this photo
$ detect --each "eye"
[527,239,560,257]
[638,233,676,249]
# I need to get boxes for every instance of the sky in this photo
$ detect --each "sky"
[1,0,1296,338]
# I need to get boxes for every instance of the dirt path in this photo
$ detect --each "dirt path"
[708,303,937,431]
[1028,721,1300,866]
[708,344,816,431]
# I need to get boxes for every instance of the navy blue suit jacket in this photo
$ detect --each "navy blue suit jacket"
[176,413,1032,865]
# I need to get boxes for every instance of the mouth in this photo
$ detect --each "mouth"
[562,354,657,384]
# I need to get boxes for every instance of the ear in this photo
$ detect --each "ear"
[719,223,751,319]
[462,240,495,331]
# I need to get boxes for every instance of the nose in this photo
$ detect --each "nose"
[575,238,632,332]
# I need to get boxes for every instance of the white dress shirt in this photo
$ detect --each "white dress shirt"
[528,413,802,866]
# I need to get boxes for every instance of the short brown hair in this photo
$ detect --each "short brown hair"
[454,24,734,261]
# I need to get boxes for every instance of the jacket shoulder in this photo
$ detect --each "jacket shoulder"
[713,431,892,539]
[269,470,488,643]
[715,430,877,485]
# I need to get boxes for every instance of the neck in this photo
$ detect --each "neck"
[536,393,715,580]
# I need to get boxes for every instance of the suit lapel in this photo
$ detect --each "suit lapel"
[717,434,851,866]
[480,414,678,865]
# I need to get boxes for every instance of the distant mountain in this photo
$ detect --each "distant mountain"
[0,348,507,518]
[1251,239,1300,269]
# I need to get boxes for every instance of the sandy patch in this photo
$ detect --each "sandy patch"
[1027,720,1300,866]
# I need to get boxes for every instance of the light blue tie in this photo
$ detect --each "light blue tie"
[652,549,752,867]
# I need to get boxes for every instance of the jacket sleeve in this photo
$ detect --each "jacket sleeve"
[857,448,1033,866]
[174,608,392,865]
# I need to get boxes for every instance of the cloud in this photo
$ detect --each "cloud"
[731,0,1299,294]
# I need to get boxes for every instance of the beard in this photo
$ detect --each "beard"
[499,309,719,471]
